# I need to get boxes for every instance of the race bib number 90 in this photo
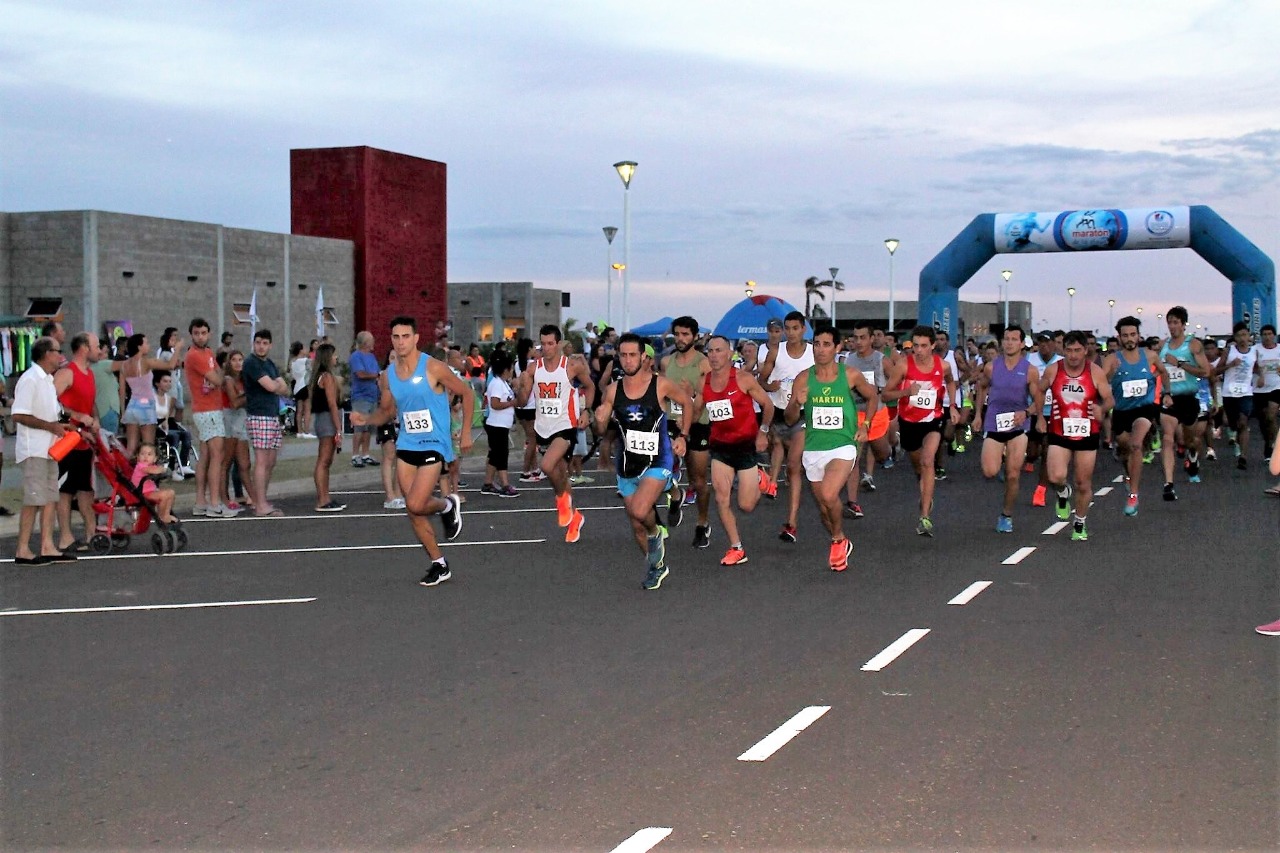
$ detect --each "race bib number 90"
[1121,379,1148,399]
[1062,417,1091,437]
[624,429,659,456]
[705,398,733,422]
[911,387,938,410]
[402,409,434,433]
[811,406,844,430]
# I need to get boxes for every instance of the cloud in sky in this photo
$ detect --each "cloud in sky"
[2,0,1277,334]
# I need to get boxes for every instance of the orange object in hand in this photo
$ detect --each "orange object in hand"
[49,428,81,461]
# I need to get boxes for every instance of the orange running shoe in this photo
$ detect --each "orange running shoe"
[565,510,585,543]
[828,537,852,572]
[1023,462,1036,474]
[556,492,572,527]
[1032,484,1047,507]
[720,546,749,566]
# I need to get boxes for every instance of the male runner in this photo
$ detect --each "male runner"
[1039,331,1114,541]
[661,316,713,546]
[759,311,814,542]
[1251,323,1280,461]
[594,334,692,590]
[935,329,966,472]
[784,327,879,570]
[1025,331,1062,505]
[1215,321,1261,470]
[697,336,775,566]
[882,325,960,536]
[973,325,1042,533]
[350,316,473,586]
[1157,306,1212,495]
[516,324,596,543]
[1104,316,1172,516]
[841,320,892,518]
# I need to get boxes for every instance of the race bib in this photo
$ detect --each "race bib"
[861,370,876,388]
[1166,367,1187,383]
[624,429,659,456]
[778,379,794,406]
[1062,417,1092,437]
[537,398,563,418]
[1228,382,1250,397]
[402,409,434,433]
[669,402,684,419]
[995,412,1017,432]
[811,406,844,430]
[911,386,938,410]
[705,398,733,422]
[1121,379,1148,399]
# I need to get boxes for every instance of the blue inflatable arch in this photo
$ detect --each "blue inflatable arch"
[918,205,1275,340]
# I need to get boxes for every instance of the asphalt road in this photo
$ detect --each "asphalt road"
[2,438,1276,851]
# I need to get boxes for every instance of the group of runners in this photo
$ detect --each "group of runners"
[354,309,1277,601]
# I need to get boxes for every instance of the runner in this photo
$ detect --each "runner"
[515,324,595,543]
[1214,321,1261,470]
[594,334,692,590]
[350,316,473,587]
[1038,330,1114,541]
[881,325,960,536]
[972,325,1042,533]
[1251,323,1280,462]
[1103,315,1172,516]
[660,316,713,547]
[840,320,892,518]
[697,335,775,566]
[935,329,965,475]
[1157,306,1212,496]
[783,327,878,570]
[759,311,815,542]
[1025,331,1063,506]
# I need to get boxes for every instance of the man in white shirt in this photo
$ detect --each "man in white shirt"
[11,337,75,564]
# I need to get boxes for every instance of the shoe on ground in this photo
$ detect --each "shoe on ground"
[1237,457,1248,470]
[692,523,711,549]
[480,483,497,495]
[1071,521,1089,542]
[828,537,852,572]
[209,504,242,518]
[1255,618,1280,636]
[226,501,242,511]
[916,517,934,537]
[383,498,406,509]
[171,469,184,481]
[498,485,519,498]
[565,510,585,543]
[1032,484,1047,507]
[642,564,669,590]
[779,523,797,543]
[1163,482,1177,502]
[860,473,876,492]
[720,546,748,566]
[179,465,196,476]
[519,472,540,483]
[555,492,572,527]
[1124,494,1139,516]
[1023,462,1036,474]
[844,501,864,519]
[440,495,463,539]
[351,457,366,468]
[362,455,376,465]
[1186,456,1200,478]
[934,467,947,481]
[1055,486,1072,521]
[996,514,1013,533]
[682,489,697,506]
[667,488,684,527]
[419,560,451,587]
[1205,447,1217,461]
[192,504,209,517]
[315,501,347,513]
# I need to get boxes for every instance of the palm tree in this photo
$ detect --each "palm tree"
[803,275,844,319]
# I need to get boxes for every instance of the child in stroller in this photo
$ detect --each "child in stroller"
[131,443,180,526]
[88,430,188,554]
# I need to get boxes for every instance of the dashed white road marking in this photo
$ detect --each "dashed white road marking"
[948,581,993,605]
[861,629,930,672]
[1042,521,1069,535]
[1095,486,1114,496]
[737,705,831,761]
[1002,546,1036,565]
[0,597,316,617]
[611,827,673,852]
[1112,474,1126,483]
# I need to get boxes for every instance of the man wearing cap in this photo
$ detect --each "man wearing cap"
[1026,331,1062,507]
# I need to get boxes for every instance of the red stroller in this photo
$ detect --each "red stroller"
[86,430,189,555]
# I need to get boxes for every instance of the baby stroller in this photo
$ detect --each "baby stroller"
[87,430,189,555]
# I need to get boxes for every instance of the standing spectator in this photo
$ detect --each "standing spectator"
[157,327,185,425]
[466,343,487,397]
[53,332,102,552]
[309,343,346,512]
[91,337,122,436]
[290,341,313,437]
[217,331,234,357]
[184,318,237,518]
[40,321,68,368]
[349,331,380,467]
[481,352,518,497]
[242,329,291,516]
[11,337,74,564]
[119,332,184,458]
[221,350,253,511]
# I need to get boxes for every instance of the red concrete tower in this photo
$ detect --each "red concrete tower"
[290,146,447,349]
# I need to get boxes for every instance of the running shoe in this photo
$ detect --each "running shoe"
[1176,444,1186,458]
[1255,618,1280,636]
[1185,454,1200,478]
[916,517,934,537]
[351,457,366,468]
[646,528,665,569]
[720,546,748,566]
[383,497,407,509]
[758,466,774,495]
[362,455,377,466]
[315,501,347,513]
[1023,462,1036,474]
[844,501,864,519]
[1071,520,1089,542]
[225,501,243,512]
[667,487,685,527]
[498,485,519,498]
[192,504,209,517]
[882,452,896,470]
[1206,447,1218,461]
[1151,435,1162,453]
[996,514,1014,533]
[556,492,572,527]
[779,523,797,543]
[171,468,185,481]
[1032,484,1047,507]
[480,483,497,495]
[1163,482,1177,502]
[1142,450,1155,465]
[1124,493,1139,516]
[829,537,852,572]
[692,524,711,548]
[1056,486,1072,521]
[642,564,669,590]
[568,474,594,485]
[565,510,585,543]
[419,560,451,587]
[519,471,540,483]
[1238,457,1248,471]
[441,495,463,540]
[934,467,947,481]
[860,473,876,492]
[682,489,697,506]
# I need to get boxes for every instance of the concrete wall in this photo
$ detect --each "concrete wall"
[448,282,563,345]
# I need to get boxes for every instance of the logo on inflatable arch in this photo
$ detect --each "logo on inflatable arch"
[1053,209,1127,251]
[994,207,1190,254]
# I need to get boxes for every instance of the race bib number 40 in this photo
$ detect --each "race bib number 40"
[402,409,434,433]
[705,398,733,422]
[811,406,844,430]
[1062,417,1092,437]
[1121,379,1148,399]
[624,429,659,456]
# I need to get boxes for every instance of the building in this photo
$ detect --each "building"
[448,282,567,346]
[831,298,1034,339]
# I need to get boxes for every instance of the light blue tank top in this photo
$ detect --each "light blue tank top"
[1158,337,1198,396]
[388,352,453,460]
[1111,351,1155,411]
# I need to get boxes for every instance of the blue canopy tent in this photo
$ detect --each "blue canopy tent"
[628,317,674,337]
[712,295,811,341]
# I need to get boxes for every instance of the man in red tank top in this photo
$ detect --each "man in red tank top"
[52,332,103,552]
[881,325,959,537]
[698,336,775,567]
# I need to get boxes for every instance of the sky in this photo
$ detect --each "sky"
[2,0,1278,337]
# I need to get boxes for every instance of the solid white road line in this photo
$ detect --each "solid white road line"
[1002,546,1036,565]
[611,827,674,853]
[861,629,930,672]
[737,705,831,761]
[0,597,316,617]
[1095,486,1113,496]
[0,539,546,564]
[1042,521,1069,535]
[185,506,625,523]
[948,581,993,606]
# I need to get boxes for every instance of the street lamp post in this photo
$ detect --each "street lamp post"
[884,239,899,333]
[829,266,840,327]
[613,161,637,332]
[602,226,618,329]
[1136,307,1143,324]
[745,280,755,299]
[1001,269,1013,330]
[612,262,626,320]
[1108,299,1116,332]
[1067,287,1076,330]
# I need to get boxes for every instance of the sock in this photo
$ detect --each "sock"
[432,556,448,569]
[1057,485,1070,499]
[1074,515,1086,530]
[730,542,742,550]
[1188,450,1198,463]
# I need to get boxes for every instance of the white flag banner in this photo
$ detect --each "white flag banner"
[249,288,259,336]
[315,286,325,338]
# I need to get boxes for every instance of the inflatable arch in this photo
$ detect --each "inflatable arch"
[918,205,1275,340]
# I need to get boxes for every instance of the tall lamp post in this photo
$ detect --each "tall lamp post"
[829,266,840,327]
[1001,269,1013,329]
[1108,299,1116,332]
[613,161,637,332]
[745,280,755,299]
[1136,306,1143,325]
[884,239,899,333]
[602,226,618,329]
[612,262,626,321]
[1067,287,1076,330]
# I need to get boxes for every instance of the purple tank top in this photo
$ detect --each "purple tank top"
[983,356,1030,433]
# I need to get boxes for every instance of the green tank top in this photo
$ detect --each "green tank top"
[663,352,710,424]
[804,364,858,451]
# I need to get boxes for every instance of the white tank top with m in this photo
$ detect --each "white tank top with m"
[767,343,814,409]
